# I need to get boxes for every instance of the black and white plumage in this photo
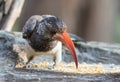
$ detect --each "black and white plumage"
[22,15,78,68]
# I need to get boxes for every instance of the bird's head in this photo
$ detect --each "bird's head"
[23,15,78,68]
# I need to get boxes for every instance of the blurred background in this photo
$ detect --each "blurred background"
[2,0,120,43]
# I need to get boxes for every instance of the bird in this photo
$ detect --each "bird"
[22,15,78,69]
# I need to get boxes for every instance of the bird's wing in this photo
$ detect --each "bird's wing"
[22,15,43,38]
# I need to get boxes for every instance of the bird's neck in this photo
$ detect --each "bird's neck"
[29,39,57,52]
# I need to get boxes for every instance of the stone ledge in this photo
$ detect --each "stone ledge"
[0,30,120,82]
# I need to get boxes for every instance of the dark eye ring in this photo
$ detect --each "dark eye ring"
[23,33,28,38]
[51,31,56,35]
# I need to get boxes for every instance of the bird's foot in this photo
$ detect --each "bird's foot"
[46,63,57,70]
[47,66,55,70]
[24,63,33,69]
[47,66,54,70]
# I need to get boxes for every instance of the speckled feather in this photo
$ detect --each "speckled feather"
[22,15,68,67]
[23,15,66,52]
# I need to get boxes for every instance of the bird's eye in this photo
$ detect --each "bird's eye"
[23,33,27,38]
[51,31,56,35]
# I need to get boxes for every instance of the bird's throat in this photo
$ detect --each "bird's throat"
[29,40,58,52]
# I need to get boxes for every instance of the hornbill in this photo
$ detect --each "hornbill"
[22,15,78,68]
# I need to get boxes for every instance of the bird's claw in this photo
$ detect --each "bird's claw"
[47,66,54,70]
[24,63,33,69]
[46,63,57,70]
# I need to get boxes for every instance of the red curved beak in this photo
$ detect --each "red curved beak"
[53,30,78,69]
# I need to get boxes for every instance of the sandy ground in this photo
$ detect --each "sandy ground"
[16,62,120,74]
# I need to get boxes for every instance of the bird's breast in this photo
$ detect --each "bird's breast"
[25,41,62,56]
[29,38,58,52]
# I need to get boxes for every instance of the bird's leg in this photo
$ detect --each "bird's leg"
[47,54,62,70]
[46,48,62,69]
[24,56,34,68]
[53,46,62,69]
[53,52,62,68]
